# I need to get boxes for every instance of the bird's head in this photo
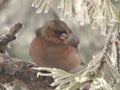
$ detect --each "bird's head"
[36,20,72,44]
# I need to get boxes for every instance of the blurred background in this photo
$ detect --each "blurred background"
[0,0,120,90]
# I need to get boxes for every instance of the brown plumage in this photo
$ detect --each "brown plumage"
[29,20,83,72]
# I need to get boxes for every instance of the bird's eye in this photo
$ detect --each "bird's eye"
[55,31,62,36]
[54,31,67,36]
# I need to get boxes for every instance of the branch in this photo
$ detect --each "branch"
[0,23,54,90]
[0,53,54,90]
[0,23,23,53]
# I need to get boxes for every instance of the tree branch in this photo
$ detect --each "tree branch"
[0,23,23,53]
[0,23,54,90]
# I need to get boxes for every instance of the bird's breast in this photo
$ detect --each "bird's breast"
[29,37,81,71]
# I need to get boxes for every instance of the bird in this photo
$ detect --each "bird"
[29,20,84,72]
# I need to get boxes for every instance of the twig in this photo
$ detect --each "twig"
[116,24,120,74]
[0,23,23,53]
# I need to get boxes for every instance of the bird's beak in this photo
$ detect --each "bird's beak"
[35,27,42,36]
[60,33,68,40]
